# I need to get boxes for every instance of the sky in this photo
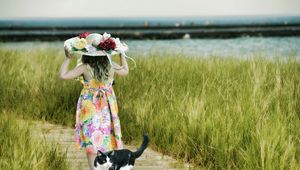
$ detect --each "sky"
[1,0,300,18]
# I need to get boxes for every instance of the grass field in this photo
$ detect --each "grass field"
[0,111,69,170]
[0,48,299,169]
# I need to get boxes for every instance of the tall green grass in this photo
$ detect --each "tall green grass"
[0,111,69,170]
[116,55,300,169]
[0,48,81,126]
[0,48,299,169]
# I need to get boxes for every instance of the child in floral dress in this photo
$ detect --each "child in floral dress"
[58,32,129,170]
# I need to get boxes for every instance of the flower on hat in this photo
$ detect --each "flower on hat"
[73,37,87,50]
[99,38,116,51]
[113,38,128,52]
[113,38,121,49]
[102,32,111,41]
[79,32,91,39]
[86,33,102,46]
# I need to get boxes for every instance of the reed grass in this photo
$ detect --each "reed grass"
[116,55,300,169]
[0,47,299,169]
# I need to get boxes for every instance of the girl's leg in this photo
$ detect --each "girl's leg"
[86,152,97,170]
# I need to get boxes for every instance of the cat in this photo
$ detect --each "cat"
[94,134,149,170]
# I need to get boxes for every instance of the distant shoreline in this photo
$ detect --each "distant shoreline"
[1,15,299,41]
[0,25,300,41]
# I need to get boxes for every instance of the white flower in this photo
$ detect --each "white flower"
[72,37,87,50]
[102,32,111,41]
[86,33,102,46]
[113,37,128,52]
[114,38,122,49]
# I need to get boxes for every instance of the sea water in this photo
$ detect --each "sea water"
[1,36,299,58]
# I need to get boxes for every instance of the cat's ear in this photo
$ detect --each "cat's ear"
[97,150,105,156]
[107,151,113,157]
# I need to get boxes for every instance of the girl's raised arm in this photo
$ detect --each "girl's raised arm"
[58,46,87,80]
[58,59,87,80]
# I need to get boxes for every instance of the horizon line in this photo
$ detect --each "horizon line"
[0,14,300,20]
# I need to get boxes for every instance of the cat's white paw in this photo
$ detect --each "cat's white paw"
[120,165,134,170]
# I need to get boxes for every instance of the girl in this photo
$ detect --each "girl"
[59,45,129,170]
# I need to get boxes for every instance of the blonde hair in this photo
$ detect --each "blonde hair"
[81,55,111,82]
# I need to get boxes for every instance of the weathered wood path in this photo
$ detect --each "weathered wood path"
[33,121,192,170]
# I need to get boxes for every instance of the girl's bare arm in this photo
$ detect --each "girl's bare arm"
[58,58,87,80]
[58,46,87,80]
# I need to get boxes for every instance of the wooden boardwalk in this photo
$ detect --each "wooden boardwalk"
[33,121,192,170]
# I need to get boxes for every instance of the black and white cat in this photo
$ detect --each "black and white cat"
[94,134,149,170]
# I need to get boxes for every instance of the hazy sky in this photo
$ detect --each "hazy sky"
[1,0,300,18]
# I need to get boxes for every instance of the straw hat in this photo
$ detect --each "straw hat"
[64,32,128,57]
[64,32,134,67]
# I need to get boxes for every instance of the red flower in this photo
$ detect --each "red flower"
[99,38,116,51]
[79,32,90,39]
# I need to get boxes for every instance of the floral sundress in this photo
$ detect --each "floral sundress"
[75,76,123,154]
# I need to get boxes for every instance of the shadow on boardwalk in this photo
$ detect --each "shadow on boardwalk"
[32,121,192,170]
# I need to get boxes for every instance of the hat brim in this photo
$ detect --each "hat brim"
[70,50,118,56]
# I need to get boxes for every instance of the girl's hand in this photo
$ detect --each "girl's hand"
[117,43,128,56]
[75,122,81,129]
[117,49,125,56]
[75,115,80,127]
[64,46,73,59]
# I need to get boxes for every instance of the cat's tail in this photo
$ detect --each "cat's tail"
[133,134,149,158]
